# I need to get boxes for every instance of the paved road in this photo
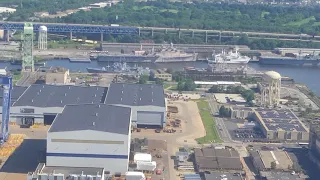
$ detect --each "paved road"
[206,93,233,142]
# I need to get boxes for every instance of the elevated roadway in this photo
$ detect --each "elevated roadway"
[0,21,319,42]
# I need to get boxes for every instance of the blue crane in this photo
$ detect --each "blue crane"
[0,76,12,143]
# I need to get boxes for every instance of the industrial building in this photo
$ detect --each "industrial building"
[230,106,254,119]
[150,69,172,81]
[259,171,306,180]
[308,121,320,170]
[47,104,132,174]
[250,150,293,171]
[194,147,243,172]
[105,83,166,128]
[7,84,106,125]
[0,83,166,129]
[45,67,70,85]
[28,165,105,180]
[258,71,281,108]
[204,172,243,180]
[253,108,309,141]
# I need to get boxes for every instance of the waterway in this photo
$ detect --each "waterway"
[1,60,320,95]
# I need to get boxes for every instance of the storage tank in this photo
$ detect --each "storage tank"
[125,171,146,180]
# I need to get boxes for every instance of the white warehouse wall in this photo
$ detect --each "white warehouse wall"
[47,130,130,174]
[0,106,63,123]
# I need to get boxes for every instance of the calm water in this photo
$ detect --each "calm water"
[1,60,320,95]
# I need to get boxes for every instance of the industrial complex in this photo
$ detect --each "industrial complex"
[0,83,166,129]
[253,108,309,141]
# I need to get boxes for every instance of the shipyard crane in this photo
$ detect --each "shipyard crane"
[0,75,12,143]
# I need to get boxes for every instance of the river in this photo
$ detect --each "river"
[1,60,320,95]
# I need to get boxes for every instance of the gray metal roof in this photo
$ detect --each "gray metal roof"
[194,147,242,170]
[105,83,165,107]
[13,85,107,107]
[0,86,27,105]
[205,172,243,180]
[49,104,131,134]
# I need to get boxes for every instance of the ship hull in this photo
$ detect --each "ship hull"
[156,56,196,63]
[259,57,320,66]
[86,68,118,73]
[97,55,159,63]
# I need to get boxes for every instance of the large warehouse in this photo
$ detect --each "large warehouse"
[0,84,107,125]
[47,104,132,174]
[105,83,166,128]
[0,83,166,128]
[253,108,309,141]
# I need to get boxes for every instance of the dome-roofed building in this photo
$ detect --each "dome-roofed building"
[264,71,281,80]
[258,71,281,107]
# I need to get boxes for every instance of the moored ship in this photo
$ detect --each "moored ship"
[97,47,159,63]
[155,43,197,62]
[259,53,320,66]
[208,48,250,64]
[86,62,150,75]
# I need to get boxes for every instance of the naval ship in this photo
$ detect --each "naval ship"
[87,62,150,75]
[259,52,320,66]
[97,43,197,63]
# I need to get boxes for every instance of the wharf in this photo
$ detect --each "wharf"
[69,57,91,63]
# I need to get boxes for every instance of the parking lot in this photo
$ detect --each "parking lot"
[223,119,265,142]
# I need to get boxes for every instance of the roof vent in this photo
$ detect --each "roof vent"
[39,89,41,92]
[31,99,34,103]
[140,98,141,101]
[152,99,153,102]
[121,91,123,94]
[152,92,153,95]
[96,87,98,90]
[42,85,44,88]
[60,100,63,103]
[37,92,39,95]
[120,98,122,101]
[95,113,98,116]
[98,104,101,108]
[68,86,71,89]
[93,122,95,126]
[140,88,142,90]
[64,93,67,96]
[122,84,124,87]
[91,101,94,104]
[94,94,97,97]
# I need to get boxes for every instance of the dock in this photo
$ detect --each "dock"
[69,57,91,63]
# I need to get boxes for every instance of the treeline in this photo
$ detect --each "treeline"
[7,0,103,21]
[52,0,320,35]
[208,85,255,103]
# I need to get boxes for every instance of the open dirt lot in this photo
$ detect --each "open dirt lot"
[0,126,48,180]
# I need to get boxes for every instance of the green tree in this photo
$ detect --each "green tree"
[155,78,164,85]
[271,161,277,169]
[177,81,185,91]
[138,75,148,84]
[183,79,196,91]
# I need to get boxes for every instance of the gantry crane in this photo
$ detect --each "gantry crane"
[0,76,12,143]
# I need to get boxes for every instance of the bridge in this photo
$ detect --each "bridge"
[0,21,319,42]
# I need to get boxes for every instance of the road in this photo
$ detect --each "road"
[1,21,319,41]
[206,93,233,142]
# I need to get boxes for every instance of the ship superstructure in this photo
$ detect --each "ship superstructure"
[208,47,251,64]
